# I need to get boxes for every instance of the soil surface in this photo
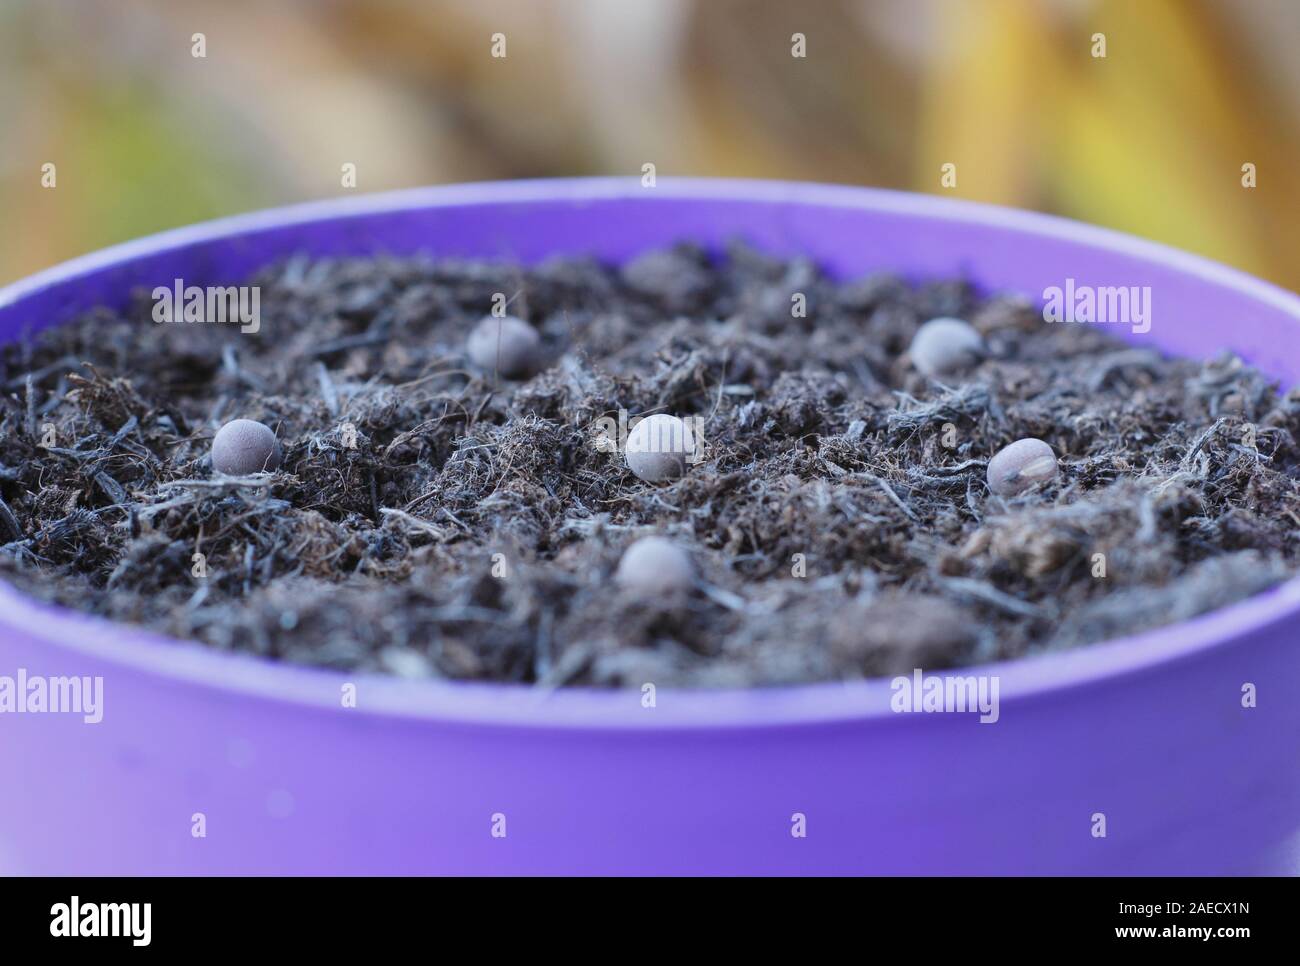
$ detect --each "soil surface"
[2,243,1297,687]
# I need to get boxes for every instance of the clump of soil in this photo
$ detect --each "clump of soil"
[2,243,1298,687]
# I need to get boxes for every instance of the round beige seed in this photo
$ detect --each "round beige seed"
[467,315,541,378]
[625,413,698,482]
[212,419,282,476]
[909,317,985,377]
[615,536,695,593]
[987,437,1058,497]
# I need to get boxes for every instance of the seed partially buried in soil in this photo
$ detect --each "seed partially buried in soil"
[987,437,1059,496]
[211,418,282,475]
[466,314,541,378]
[909,316,985,377]
[615,536,695,594]
[625,413,698,482]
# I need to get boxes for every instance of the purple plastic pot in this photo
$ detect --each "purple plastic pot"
[2,179,1299,875]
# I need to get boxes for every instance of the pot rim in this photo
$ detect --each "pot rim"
[4,176,1299,730]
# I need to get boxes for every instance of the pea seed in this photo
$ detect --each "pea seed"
[910,317,985,377]
[625,413,698,482]
[467,315,541,378]
[212,419,282,476]
[615,536,695,593]
[987,437,1058,496]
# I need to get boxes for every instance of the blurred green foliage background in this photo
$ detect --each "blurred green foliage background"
[2,0,1297,289]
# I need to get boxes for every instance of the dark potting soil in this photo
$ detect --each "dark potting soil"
[2,243,1298,687]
